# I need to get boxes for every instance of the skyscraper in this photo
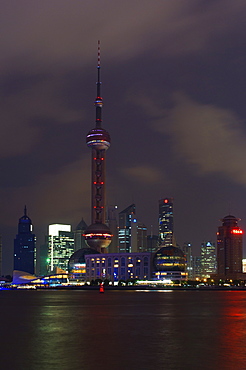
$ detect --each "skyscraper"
[47,224,74,272]
[182,242,193,279]
[14,206,36,274]
[118,204,137,253]
[159,198,174,246]
[106,205,119,253]
[74,218,88,251]
[84,41,112,252]
[217,215,243,279]
[200,241,216,278]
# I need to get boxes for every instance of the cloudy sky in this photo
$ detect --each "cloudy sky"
[1,0,246,273]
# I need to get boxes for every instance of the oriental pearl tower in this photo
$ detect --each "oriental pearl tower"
[84,41,112,253]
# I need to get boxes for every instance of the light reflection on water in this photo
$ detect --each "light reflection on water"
[0,290,246,369]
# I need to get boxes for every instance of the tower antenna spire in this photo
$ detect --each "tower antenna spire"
[95,40,103,128]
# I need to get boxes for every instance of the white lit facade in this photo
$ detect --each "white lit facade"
[48,224,74,273]
[85,252,151,282]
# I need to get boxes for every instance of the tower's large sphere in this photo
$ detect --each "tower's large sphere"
[86,127,111,150]
[153,245,186,272]
[84,223,112,250]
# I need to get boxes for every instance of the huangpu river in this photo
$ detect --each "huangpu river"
[1,289,246,370]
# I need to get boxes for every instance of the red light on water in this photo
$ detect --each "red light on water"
[164,199,168,203]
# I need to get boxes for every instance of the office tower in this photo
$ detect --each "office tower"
[159,198,174,246]
[39,242,49,276]
[193,256,201,279]
[13,206,36,274]
[84,41,112,252]
[147,234,159,253]
[74,218,88,251]
[217,215,243,278]
[182,242,193,279]
[47,224,74,273]
[200,241,216,278]
[118,204,137,253]
[106,205,119,253]
[137,222,147,252]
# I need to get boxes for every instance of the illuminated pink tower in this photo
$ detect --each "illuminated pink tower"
[84,41,112,252]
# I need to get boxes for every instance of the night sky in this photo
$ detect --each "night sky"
[1,1,246,274]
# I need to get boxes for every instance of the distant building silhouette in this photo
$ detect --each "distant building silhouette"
[13,206,36,274]
[147,234,159,253]
[182,242,193,279]
[106,205,119,253]
[217,215,243,279]
[74,218,88,251]
[159,198,174,246]
[137,222,147,252]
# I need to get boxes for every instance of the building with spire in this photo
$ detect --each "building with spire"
[159,198,174,246]
[84,40,112,253]
[13,206,36,274]
[74,218,88,251]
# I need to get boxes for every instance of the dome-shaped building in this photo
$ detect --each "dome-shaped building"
[153,245,187,281]
[68,247,100,280]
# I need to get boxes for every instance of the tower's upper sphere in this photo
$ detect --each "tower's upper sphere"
[84,222,112,250]
[86,127,111,150]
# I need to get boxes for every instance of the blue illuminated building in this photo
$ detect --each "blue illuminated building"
[118,204,137,253]
[14,206,36,274]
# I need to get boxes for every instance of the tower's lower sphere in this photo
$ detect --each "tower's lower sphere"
[84,223,112,251]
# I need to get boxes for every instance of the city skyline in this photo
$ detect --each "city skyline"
[1,1,246,273]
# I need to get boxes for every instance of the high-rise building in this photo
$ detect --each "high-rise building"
[13,206,36,274]
[106,205,119,253]
[217,215,243,279]
[47,224,74,272]
[137,222,147,252]
[84,41,112,252]
[147,234,159,253]
[200,241,216,278]
[159,198,174,246]
[182,242,193,279]
[193,256,201,279]
[74,218,88,251]
[118,204,137,253]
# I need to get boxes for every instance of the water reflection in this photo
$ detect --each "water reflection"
[1,290,246,369]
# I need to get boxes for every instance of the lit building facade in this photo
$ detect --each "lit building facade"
[200,241,216,278]
[48,224,74,273]
[85,252,151,282]
[217,215,243,279]
[159,198,174,246]
[118,204,137,253]
[84,41,112,252]
[153,245,187,281]
[14,207,36,274]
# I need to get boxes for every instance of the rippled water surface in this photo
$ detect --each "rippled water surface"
[1,290,246,370]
